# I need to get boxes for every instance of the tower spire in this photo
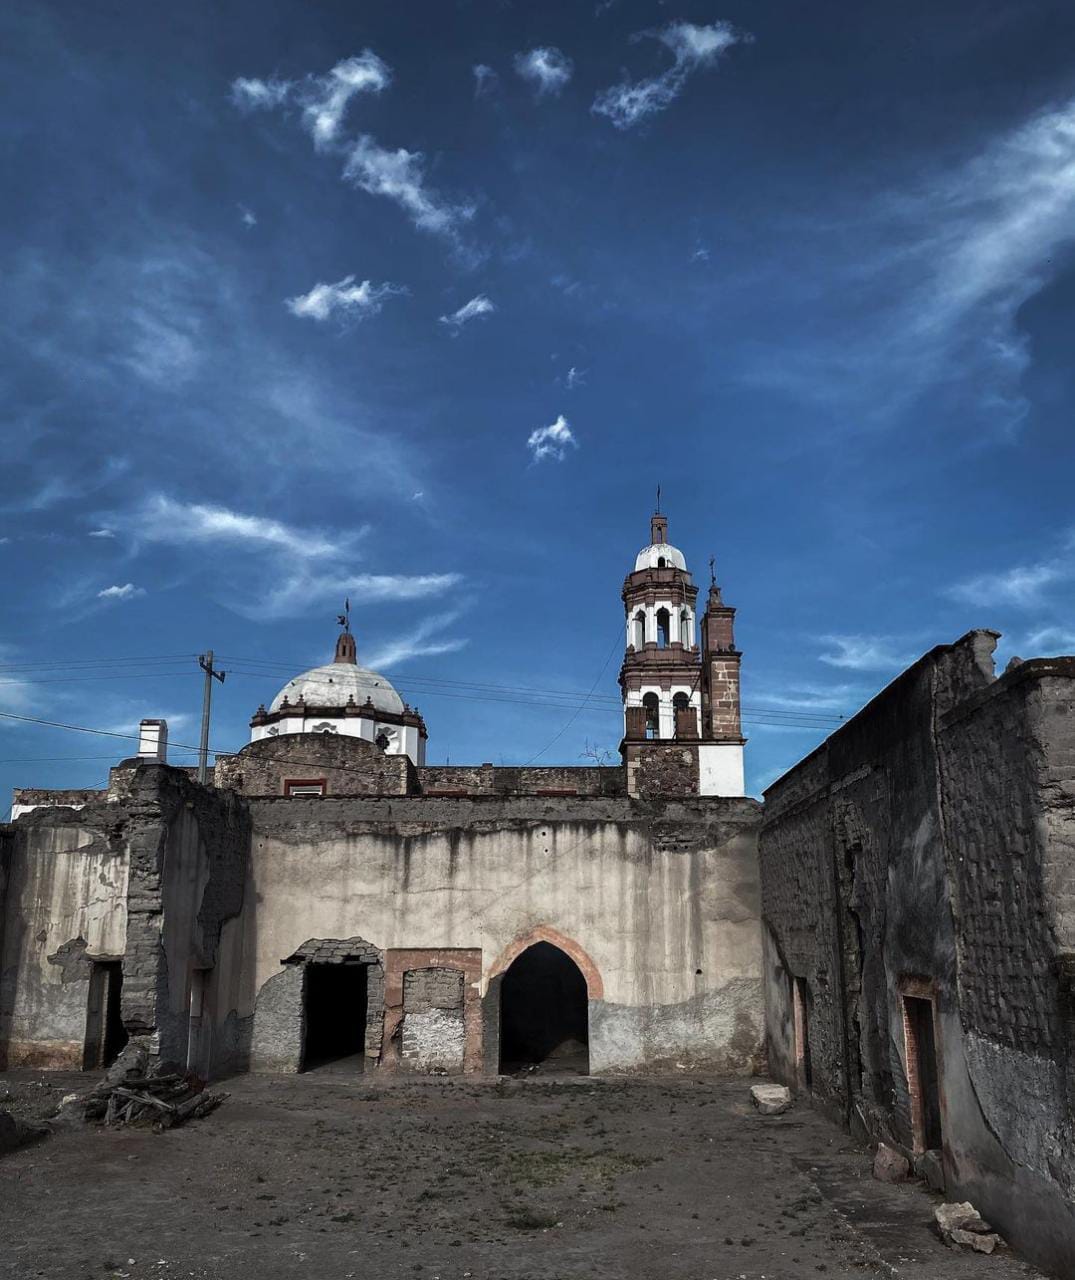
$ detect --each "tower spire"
[334,599,357,664]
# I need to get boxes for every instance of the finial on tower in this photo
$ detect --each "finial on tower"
[656,483,662,513]
[334,598,357,664]
[709,555,716,586]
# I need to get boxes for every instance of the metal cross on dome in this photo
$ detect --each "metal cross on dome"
[337,598,352,633]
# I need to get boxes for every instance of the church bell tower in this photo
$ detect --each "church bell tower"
[619,505,745,797]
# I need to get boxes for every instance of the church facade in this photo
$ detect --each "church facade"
[0,511,765,1080]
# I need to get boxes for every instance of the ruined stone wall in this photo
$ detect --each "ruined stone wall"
[624,743,700,799]
[417,765,624,797]
[760,634,1075,1276]
[239,793,763,1076]
[215,733,414,797]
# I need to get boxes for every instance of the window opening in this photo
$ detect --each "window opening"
[499,942,589,1076]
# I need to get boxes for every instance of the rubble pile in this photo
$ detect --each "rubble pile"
[67,1045,228,1133]
[934,1202,1004,1254]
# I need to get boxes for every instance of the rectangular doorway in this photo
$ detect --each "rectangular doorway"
[793,975,812,1090]
[303,963,368,1072]
[83,961,127,1071]
[903,994,943,1151]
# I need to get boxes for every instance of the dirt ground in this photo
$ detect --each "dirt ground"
[0,1069,1048,1280]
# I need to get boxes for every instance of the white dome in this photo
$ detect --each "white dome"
[635,542,687,572]
[270,662,404,716]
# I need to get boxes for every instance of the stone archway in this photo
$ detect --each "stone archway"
[485,926,602,1076]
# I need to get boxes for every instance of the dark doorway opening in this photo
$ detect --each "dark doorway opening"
[83,961,127,1071]
[499,942,589,1075]
[303,963,368,1071]
[904,995,943,1151]
[793,975,812,1090]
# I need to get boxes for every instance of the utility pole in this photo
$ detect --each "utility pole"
[197,651,226,785]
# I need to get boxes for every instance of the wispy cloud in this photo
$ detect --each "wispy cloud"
[88,528,115,539]
[514,47,574,97]
[118,496,349,558]
[230,53,390,149]
[947,544,1072,608]
[297,52,390,149]
[817,634,916,672]
[439,295,495,331]
[473,64,498,98]
[528,413,578,463]
[285,275,405,324]
[239,205,257,229]
[565,365,586,389]
[104,495,459,621]
[751,98,1075,435]
[97,583,145,602]
[1021,625,1075,655]
[342,136,474,237]
[593,21,747,129]
[264,571,461,621]
[230,76,290,111]
[231,54,473,242]
[365,610,469,669]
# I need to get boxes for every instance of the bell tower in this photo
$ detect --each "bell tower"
[618,506,744,797]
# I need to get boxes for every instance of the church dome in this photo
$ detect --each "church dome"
[635,542,687,572]
[269,662,404,716]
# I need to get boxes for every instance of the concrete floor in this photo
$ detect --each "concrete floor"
[0,1071,1050,1280]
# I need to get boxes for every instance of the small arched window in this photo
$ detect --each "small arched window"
[657,556,666,568]
[656,608,671,649]
[633,610,646,650]
[642,693,660,739]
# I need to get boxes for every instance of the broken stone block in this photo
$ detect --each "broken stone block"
[750,1083,792,1115]
[872,1143,910,1183]
[914,1148,945,1193]
[935,1201,1002,1253]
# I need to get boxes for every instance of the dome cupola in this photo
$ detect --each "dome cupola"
[249,610,427,764]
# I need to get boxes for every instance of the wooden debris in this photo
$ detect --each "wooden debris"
[74,1070,228,1131]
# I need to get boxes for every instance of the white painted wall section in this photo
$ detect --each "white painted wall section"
[698,743,745,797]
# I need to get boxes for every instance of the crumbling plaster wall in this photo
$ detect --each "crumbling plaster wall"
[0,813,129,1068]
[760,634,1075,1277]
[0,764,249,1076]
[239,794,763,1075]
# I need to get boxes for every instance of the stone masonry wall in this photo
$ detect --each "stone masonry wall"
[215,733,414,797]
[760,634,1075,1277]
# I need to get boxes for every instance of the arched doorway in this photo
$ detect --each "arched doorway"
[499,942,589,1075]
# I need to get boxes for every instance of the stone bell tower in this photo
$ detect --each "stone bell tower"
[619,506,744,797]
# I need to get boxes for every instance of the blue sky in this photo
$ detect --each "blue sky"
[4,0,1075,802]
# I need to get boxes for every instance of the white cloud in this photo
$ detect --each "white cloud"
[593,21,746,129]
[748,97,1075,435]
[239,205,257,229]
[514,47,574,97]
[284,275,405,324]
[123,495,347,559]
[473,64,498,98]
[364,610,469,669]
[230,54,389,150]
[1022,626,1075,654]
[527,413,578,463]
[817,635,915,672]
[97,583,145,602]
[263,571,462,620]
[342,136,474,236]
[88,527,115,538]
[439,295,495,330]
[948,561,1066,609]
[298,52,391,149]
[565,365,586,389]
[230,76,291,111]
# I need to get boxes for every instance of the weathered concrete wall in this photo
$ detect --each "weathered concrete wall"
[239,794,763,1075]
[760,632,1075,1276]
[418,764,624,797]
